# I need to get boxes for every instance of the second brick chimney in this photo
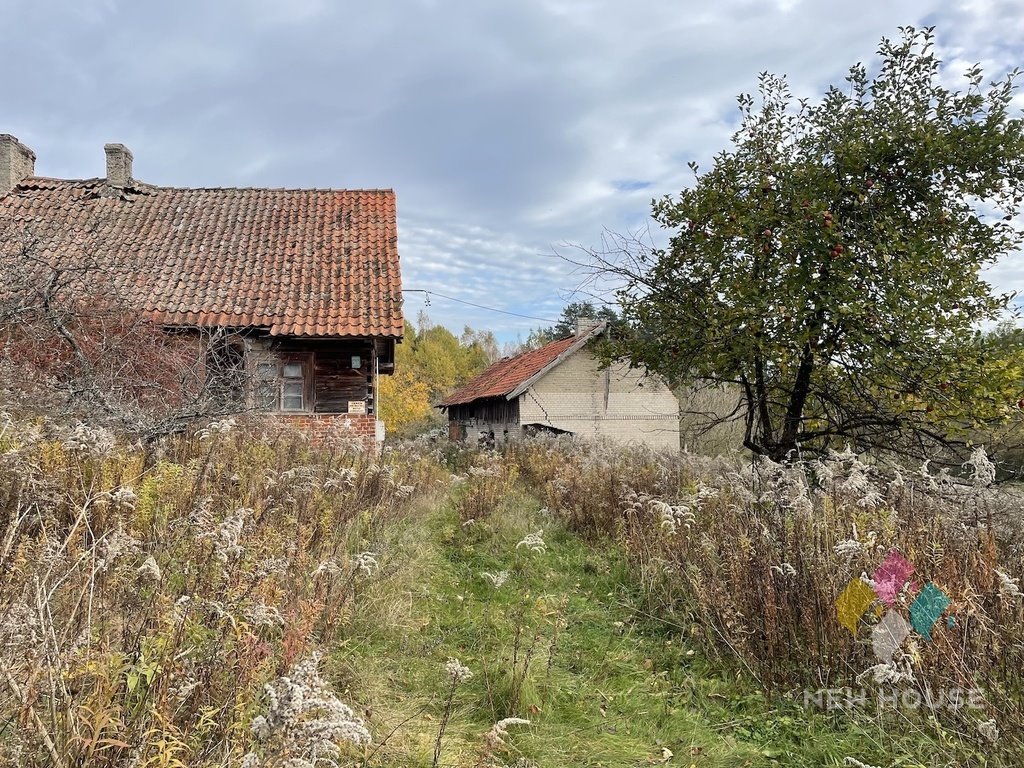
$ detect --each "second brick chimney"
[104,143,133,187]
[0,134,36,195]
[575,316,603,337]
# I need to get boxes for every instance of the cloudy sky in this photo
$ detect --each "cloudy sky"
[3,0,1023,342]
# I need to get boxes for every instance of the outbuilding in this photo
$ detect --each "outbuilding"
[439,320,679,451]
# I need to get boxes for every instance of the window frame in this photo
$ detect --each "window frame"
[253,355,313,413]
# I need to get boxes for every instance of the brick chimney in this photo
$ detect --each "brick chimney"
[0,134,36,195]
[104,143,133,187]
[576,316,603,337]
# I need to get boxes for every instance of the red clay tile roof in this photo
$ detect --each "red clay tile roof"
[440,327,601,406]
[0,177,403,338]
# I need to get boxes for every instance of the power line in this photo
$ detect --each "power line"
[401,288,559,324]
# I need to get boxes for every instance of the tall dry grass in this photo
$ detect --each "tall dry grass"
[5,408,1023,764]
[508,436,1024,756]
[0,414,445,768]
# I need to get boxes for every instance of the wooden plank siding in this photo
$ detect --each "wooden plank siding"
[446,397,520,425]
[259,338,376,415]
[313,346,373,414]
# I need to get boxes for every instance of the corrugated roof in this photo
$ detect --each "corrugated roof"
[440,325,603,406]
[0,177,403,338]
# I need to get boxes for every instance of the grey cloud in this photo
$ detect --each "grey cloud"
[2,0,1023,340]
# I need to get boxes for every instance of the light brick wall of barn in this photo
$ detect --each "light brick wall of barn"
[517,349,680,452]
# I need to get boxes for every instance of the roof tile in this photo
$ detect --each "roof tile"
[0,178,403,338]
[440,333,587,406]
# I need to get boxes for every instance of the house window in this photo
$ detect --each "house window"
[255,358,310,412]
[281,362,305,410]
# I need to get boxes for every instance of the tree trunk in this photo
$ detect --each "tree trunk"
[773,342,815,462]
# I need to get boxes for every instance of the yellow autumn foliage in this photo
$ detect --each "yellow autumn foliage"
[377,366,432,436]
[376,315,496,437]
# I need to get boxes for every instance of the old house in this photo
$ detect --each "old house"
[439,320,680,451]
[0,134,402,444]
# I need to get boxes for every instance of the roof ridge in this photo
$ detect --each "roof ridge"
[155,185,396,193]
[19,177,395,194]
[505,333,575,360]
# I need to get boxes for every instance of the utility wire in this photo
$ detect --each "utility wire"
[401,288,559,324]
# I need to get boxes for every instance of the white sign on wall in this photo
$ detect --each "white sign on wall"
[348,400,366,415]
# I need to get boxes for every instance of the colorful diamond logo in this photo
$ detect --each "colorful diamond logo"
[872,550,916,607]
[836,551,953,657]
[909,582,951,640]
[836,578,876,634]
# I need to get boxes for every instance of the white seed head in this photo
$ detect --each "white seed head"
[445,658,473,683]
[516,530,546,554]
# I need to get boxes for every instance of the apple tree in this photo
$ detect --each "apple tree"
[605,27,1024,461]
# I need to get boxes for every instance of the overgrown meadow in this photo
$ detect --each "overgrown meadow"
[2,413,1023,767]
[510,438,1024,758]
[0,416,444,767]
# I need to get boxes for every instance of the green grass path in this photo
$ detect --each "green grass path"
[332,489,922,768]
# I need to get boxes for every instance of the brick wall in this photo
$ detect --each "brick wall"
[278,413,380,450]
[0,134,35,195]
[519,348,681,452]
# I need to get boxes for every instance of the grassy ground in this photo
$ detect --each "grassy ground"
[332,484,951,768]
[3,427,1011,767]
